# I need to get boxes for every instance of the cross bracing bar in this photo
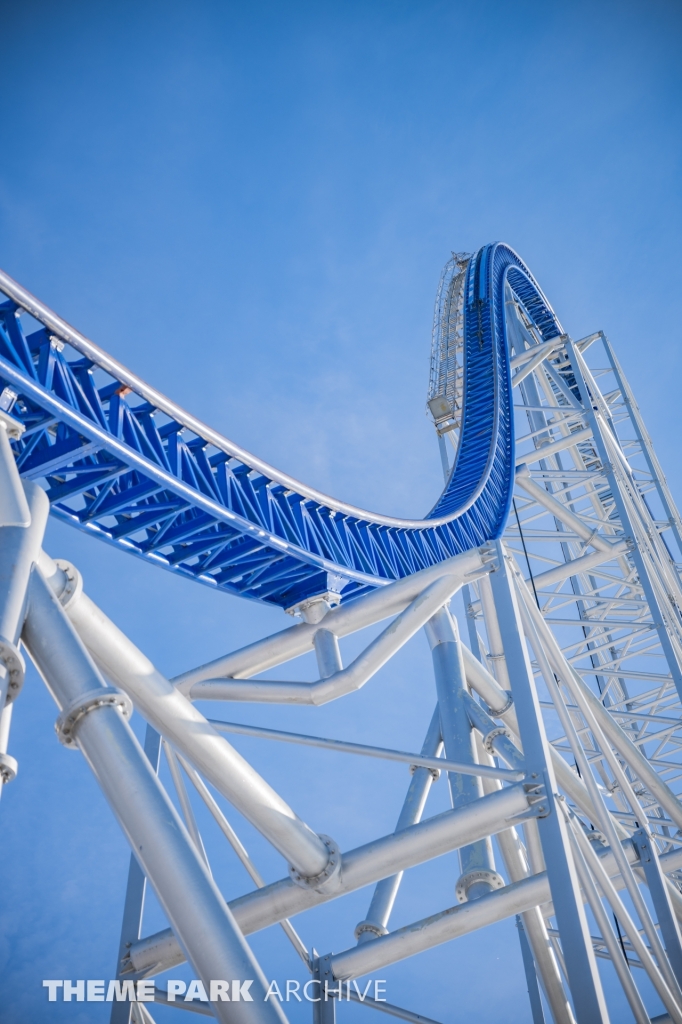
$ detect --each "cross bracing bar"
[207,718,524,781]
[124,782,537,975]
[128,829,682,978]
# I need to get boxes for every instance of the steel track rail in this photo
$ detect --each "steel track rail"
[0,243,561,608]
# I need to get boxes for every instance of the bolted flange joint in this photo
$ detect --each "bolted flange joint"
[288,834,342,894]
[0,636,26,705]
[56,687,133,749]
[483,725,511,756]
[455,869,505,904]
[0,752,18,784]
[0,630,25,704]
[494,690,514,716]
[354,920,388,941]
[53,559,83,609]
[410,762,440,781]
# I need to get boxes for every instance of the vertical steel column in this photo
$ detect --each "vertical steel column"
[110,724,162,1024]
[461,583,482,660]
[516,916,546,1024]
[0,411,30,531]
[632,829,682,984]
[355,706,442,942]
[312,954,337,1024]
[488,541,610,1024]
[0,431,49,799]
[565,336,682,700]
[474,734,573,1024]
[478,575,511,689]
[425,607,500,901]
[0,480,48,706]
[23,569,288,1024]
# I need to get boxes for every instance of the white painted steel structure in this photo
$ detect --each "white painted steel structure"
[2,249,682,1023]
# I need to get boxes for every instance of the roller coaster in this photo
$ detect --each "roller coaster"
[2,243,682,1023]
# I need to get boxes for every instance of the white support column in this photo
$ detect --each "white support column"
[426,607,502,902]
[0,432,49,797]
[23,568,288,1024]
[110,724,161,1024]
[488,541,610,1024]
[354,706,442,942]
[474,736,573,1024]
[38,552,331,881]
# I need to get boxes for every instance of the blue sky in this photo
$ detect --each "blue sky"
[1,1,681,1021]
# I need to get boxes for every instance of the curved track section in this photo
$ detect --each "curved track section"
[0,243,561,608]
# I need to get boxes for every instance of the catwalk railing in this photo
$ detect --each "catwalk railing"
[2,244,682,1024]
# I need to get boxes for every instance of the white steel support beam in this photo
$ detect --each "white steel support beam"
[110,724,162,1024]
[515,428,593,467]
[22,569,288,1024]
[325,873,572,982]
[488,541,611,1024]
[0,488,48,707]
[186,574,465,705]
[515,465,613,553]
[475,735,573,1024]
[326,827,682,985]
[461,640,605,828]
[355,707,442,943]
[0,430,49,796]
[426,607,500,901]
[131,833,682,980]
[515,569,682,832]
[171,547,493,694]
[37,552,332,880]
[527,541,630,592]
[126,783,534,976]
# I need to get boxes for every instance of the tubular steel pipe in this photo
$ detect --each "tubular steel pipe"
[463,692,525,773]
[355,707,442,943]
[171,547,493,695]
[0,419,30,529]
[426,607,499,901]
[184,574,466,706]
[514,427,593,467]
[477,574,511,689]
[208,719,521,782]
[461,636,606,829]
[126,782,533,976]
[330,875,551,981]
[22,569,288,1024]
[328,832,682,986]
[127,789,682,979]
[0,476,49,800]
[37,552,330,880]
[515,464,613,552]
[0,482,49,708]
[475,736,573,1024]
[529,541,630,592]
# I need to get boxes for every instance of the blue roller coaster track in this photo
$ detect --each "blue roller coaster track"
[0,243,562,609]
